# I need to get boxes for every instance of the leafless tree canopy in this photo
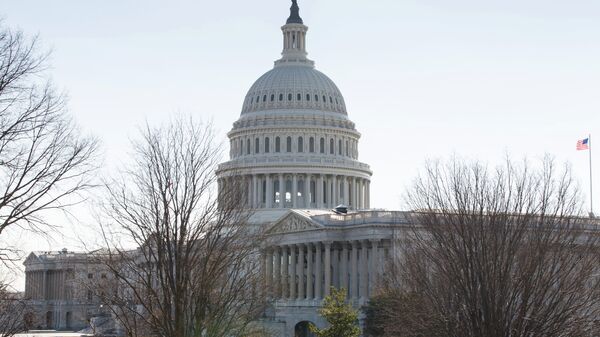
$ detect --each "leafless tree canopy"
[0,22,98,256]
[368,157,600,337]
[0,282,32,336]
[97,118,266,337]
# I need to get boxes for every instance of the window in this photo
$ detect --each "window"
[297,93,302,101]
[306,94,310,101]
[320,138,325,153]
[275,137,281,152]
[315,95,319,102]
[323,95,326,103]
[255,138,259,154]
[265,137,270,153]
[87,273,93,279]
[246,139,250,154]
[87,290,93,301]
[101,273,107,279]
[288,93,293,101]
[309,137,315,153]
[286,137,292,152]
[298,137,304,152]
[329,96,333,103]
[257,95,260,103]
[240,139,243,155]
[270,94,275,102]
[330,138,334,154]
[346,140,349,156]
[251,97,254,104]
[338,139,343,155]
[279,93,284,101]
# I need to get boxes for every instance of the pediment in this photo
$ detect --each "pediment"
[267,211,323,235]
[23,252,42,266]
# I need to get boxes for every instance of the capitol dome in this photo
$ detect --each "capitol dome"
[217,0,372,211]
[242,66,347,115]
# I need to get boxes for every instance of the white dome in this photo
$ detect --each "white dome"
[241,65,347,115]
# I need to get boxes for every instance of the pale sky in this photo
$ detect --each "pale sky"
[2,0,600,289]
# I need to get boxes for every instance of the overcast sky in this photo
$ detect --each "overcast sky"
[2,0,600,289]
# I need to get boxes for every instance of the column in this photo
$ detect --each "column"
[304,175,311,208]
[292,174,298,208]
[279,174,285,209]
[350,241,358,299]
[315,242,322,299]
[358,179,363,209]
[265,249,273,298]
[43,270,48,300]
[298,244,305,300]
[289,245,296,299]
[266,175,273,208]
[324,242,332,296]
[341,243,348,291]
[352,177,358,209]
[280,246,288,298]
[332,247,339,288]
[332,175,338,207]
[247,176,252,207]
[317,175,324,208]
[360,240,368,299]
[343,177,349,206]
[367,181,371,209]
[307,243,314,299]
[274,247,281,297]
[370,239,379,294]
[261,251,267,298]
[252,175,258,207]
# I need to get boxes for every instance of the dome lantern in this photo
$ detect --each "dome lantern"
[276,0,314,68]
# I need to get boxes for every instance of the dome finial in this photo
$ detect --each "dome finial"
[286,0,303,24]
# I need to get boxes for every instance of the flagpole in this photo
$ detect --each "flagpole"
[589,134,594,217]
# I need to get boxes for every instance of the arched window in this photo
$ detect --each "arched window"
[275,137,281,153]
[265,137,270,153]
[256,96,260,103]
[323,95,326,103]
[297,93,302,101]
[309,137,315,152]
[338,139,342,155]
[346,140,349,156]
[306,94,310,101]
[255,138,259,154]
[251,97,254,104]
[263,95,267,102]
[330,138,334,154]
[246,139,250,154]
[329,96,333,103]
[288,93,293,101]
[320,138,325,153]
[298,137,304,153]
[240,139,243,156]
[315,95,319,102]
[286,136,292,152]
[279,93,284,101]
[270,94,275,102]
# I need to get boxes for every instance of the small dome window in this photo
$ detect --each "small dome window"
[263,95,267,102]
[270,94,275,102]
[306,94,310,101]
[329,96,333,103]
[256,96,260,103]
[338,139,342,155]
[255,138,260,154]
[286,137,292,152]
[323,95,326,102]
[315,95,319,102]
[297,93,302,101]
[309,137,315,152]
[335,98,339,104]
[320,138,325,153]
[265,137,270,153]
[279,94,284,101]
[251,97,254,104]
[288,93,293,101]
[298,136,304,152]
[275,137,281,152]
[246,139,250,154]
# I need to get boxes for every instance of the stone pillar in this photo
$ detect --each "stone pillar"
[274,247,281,298]
[279,174,285,208]
[332,175,338,207]
[341,243,348,292]
[360,240,368,299]
[350,241,358,299]
[298,244,305,300]
[307,243,314,299]
[43,270,48,300]
[315,242,322,299]
[289,245,296,299]
[252,175,258,207]
[280,246,288,298]
[367,181,371,209]
[266,175,273,208]
[343,177,349,206]
[332,247,339,288]
[352,177,358,209]
[247,176,252,207]
[292,174,298,208]
[305,175,311,208]
[317,175,324,208]
[358,179,363,209]
[265,249,273,298]
[324,242,332,296]
[370,239,379,294]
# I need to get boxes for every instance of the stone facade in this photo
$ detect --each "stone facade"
[23,250,107,331]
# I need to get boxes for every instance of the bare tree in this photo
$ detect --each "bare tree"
[96,117,267,337]
[367,157,600,337]
[0,22,98,258]
[0,280,33,337]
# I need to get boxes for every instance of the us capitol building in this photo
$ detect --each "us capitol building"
[23,1,411,336]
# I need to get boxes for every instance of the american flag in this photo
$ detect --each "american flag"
[576,138,589,151]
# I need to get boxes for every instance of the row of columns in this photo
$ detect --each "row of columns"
[219,174,370,210]
[25,270,67,301]
[263,240,385,301]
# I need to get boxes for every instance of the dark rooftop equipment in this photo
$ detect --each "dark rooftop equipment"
[334,205,348,214]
